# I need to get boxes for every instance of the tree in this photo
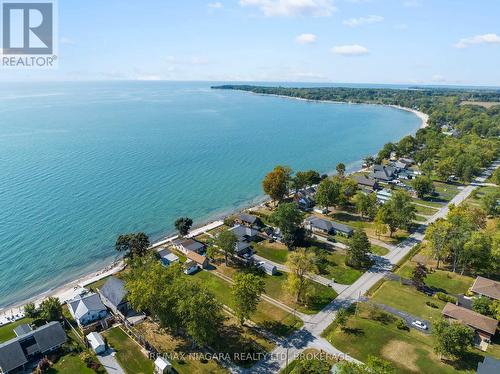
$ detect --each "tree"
[472,296,492,316]
[434,319,474,360]
[425,219,451,269]
[271,202,304,249]
[374,211,388,239]
[336,307,349,330]
[397,135,417,156]
[39,297,62,321]
[377,142,396,161]
[303,170,321,186]
[411,262,427,290]
[354,192,378,219]
[421,159,434,176]
[291,357,331,374]
[378,191,416,237]
[435,157,454,181]
[262,165,291,203]
[285,249,318,304]
[340,177,358,205]
[482,189,500,217]
[336,356,396,374]
[412,176,434,198]
[363,155,375,167]
[24,302,38,319]
[490,300,500,320]
[215,229,238,265]
[461,232,492,275]
[346,230,371,269]
[232,273,265,325]
[115,232,150,259]
[174,217,193,236]
[315,178,340,212]
[336,163,346,178]
[205,245,219,261]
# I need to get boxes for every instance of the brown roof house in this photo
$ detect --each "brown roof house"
[183,250,209,275]
[442,303,498,351]
[471,276,500,301]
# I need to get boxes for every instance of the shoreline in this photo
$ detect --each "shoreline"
[0,97,427,320]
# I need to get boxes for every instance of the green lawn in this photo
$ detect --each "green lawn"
[320,251,364,285]
[253,241,289,264]
[433,182,461,201]
[413,203,439,216]
[193,270,303,336]
[414,214,428,222]
[411,198,444,208]
[371,280,446,322]
[0,317,34,343]
[103,327,154,374]
[370,244,389,256]
[48,354,97,374]
[323,304,486,374]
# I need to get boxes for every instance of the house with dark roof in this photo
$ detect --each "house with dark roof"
[0,322,66,374]
[471,276,500,301]
[353,175,380,191]
[370,165,396,181]
[305,217,354,237]
[236,213,262,228]
[173,238,206,255]
[477,357,500,374]
[67,292,107,327]
[158,249,179,267]
[98,277,145,325]
[229,225,259,255]
[442,303,498,351]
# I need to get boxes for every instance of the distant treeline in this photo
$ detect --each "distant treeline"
[213,84,500,182]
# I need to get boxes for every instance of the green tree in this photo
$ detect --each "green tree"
[303,170,322,186]
[24,302,38,319]
[39,297,62,321]
[490,300,500,320]
[232,273,265,325]
[397,135,417,156]
[346,230,371,269]
[472,296,492,316]
[205,245,219,261]
[174,217,193,236]
[412,176,434,198]
[421,159,434,176]
[434,319,474,360]
[336,163,346,178]
[262,165,291,204]
[411,262,427,290]
[378,190,416,237]
[115,232,150,259]
[291,357,331,374]
[336,356,396,374]
[271,202,305,249]
[285,249,318,304]
[336,307,349,330]
[354,192,378,219]
[435,157,454,181]
[377,142,396,161]
[340,177,358,205]
[315,178,340,212]
[482,189,500,217]
[461,232,492,275]
[215,229,238,265]
[425,219,451,269]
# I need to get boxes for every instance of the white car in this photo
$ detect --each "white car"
[412,320,428,330]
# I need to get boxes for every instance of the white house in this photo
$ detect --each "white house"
[154,356,172,373]
[67,292,108,327]
[183,259,200,275]
[158,249,179,267]
[86,332,106,354]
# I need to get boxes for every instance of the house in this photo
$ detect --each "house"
[399,157,415,166]
[158,249,179,267]
[186,250,209,269]
[392,160,407,170]
[229,225,259,255]
[296,195,315,211]
[0,322,67,374]
[67,292,108,327]
[370,165,396,181]
[98,277,129,318]
[183,260,199,275]
[154,356,173,373]
[86,332,106,354]
[236,213,262,228]
[470,276,500,301]
[376,189,392,204]
[258,261,277,275]
[477,357,500,374]
[305,217,353,237]
[173,238,206,255]
[442,303,498,351]
[13,324,32,337]
[397,169,415,180]
[353,175,380,191]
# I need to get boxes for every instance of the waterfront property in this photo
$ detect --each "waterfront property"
[67,292,108,328]
[354,175,380,191]
[305,216,354,237]
[98,277,145,325]
[172,238,206,255]
[229,225,260,256]
[470,276,500,301]
[236,212,262,228]
[158,249,180,267]
[0,322,66,374]
[86,331,106,354]
[185,250,209,269]
[441,303,498,351]
[370,165,396,181]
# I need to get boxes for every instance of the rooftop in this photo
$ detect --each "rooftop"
[442,303,498,335]
[471,276,500,301]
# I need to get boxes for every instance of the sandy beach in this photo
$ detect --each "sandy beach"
[0,98,428,323]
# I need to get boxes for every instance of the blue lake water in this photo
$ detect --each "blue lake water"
[0,81,420,307]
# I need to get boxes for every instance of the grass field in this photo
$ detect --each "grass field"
[48,354,98,374]
[413,204,439,216]
[370,244,389,256]
[323,304,490,374]
[103,327,154,374]
[320,250,364,285]
[193,270,303,335]
[253,241,289,264]
[0,317,34,343]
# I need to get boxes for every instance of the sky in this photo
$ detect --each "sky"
[2,0,500,86]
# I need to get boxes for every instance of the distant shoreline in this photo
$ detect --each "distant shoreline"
[0,95,426,318]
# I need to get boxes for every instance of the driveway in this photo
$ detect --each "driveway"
[97,349,126,374]
[368,301,432,334]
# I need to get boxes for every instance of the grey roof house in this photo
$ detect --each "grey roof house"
[370,165,396,181]
[229,225,259,255]
[305,217,354,237]
[236,213,262,227]
[353,175,379,190]
[0,322,66,374]
[173,238,206,255]
[67,292,107,327]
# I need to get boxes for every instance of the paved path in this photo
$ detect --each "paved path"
[97,349,126,374]
[242,161,499,374]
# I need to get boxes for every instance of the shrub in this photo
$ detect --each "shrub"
[426,301,439,309]
[434,292,457,303]
[396,319,409,330]
[80,352,95,368]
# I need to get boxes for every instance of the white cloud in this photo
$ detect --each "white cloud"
[454,33,500,48]
[239,0,336,17]
[332,44,369,56]
[343,15,383,27]
[208,2,224,8]
[296,33,317,44]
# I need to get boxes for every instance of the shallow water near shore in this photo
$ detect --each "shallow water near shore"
[0,81,420,308]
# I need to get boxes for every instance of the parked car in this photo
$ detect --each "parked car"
[412,320,428,330]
